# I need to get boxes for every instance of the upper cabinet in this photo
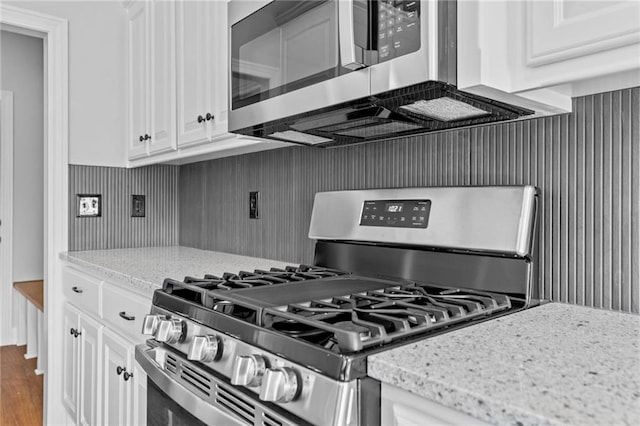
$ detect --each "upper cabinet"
[126,0,288,166]
[458,0,640,112]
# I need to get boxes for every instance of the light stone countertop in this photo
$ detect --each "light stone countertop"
[60,246,292,296]
[368,302,640,426]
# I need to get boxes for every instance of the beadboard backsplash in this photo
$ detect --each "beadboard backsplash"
[69,164,179,250]
[179,87,639,314]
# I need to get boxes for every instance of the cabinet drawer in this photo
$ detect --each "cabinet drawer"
[63,267,101,315]
[101,285,151,343]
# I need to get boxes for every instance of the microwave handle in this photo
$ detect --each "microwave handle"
[338,0,366,70]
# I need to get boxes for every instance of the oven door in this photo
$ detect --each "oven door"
[135,344,244,426]
[228,0,371,132]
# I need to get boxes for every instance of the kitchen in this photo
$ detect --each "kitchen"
[0,0,638,425]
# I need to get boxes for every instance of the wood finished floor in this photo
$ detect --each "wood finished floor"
[0,345,43,426]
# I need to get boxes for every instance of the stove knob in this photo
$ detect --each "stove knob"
[187,335,222,362]
[154,318,185,343]
[141,314,163,336]
[231,355,266,387]
[259,368,299,403]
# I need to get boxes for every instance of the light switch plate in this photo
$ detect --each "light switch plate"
[132,195,145,217]
[77,194,101,217]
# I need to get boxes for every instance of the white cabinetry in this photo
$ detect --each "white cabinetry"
[102,328,146,426]
[381,382,490,426]
[458,0,640,112]
[62,265,149,426]
[126,0,287,166]
[127,0,176,160]
[62,303,102,426]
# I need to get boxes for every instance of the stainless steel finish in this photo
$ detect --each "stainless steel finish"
[187,335,221,362]
[229,67,370,132]
[228,0,370,132]
[370,0,454,94]
[231,354,266,387]
[141,314,162,336]
[259,367,300,403]
[309,186,538,257]
[155,318,184,343]
[135,344,258,426]
[338,0,364,70]
[148,307,374,424]
[228,0,271,26]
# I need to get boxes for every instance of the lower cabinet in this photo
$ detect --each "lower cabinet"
[381,382,490,426]
[62,265,148,426]
[102,328,146,426]
[63,303,102,426]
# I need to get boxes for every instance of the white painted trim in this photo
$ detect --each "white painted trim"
[0,91,14,346]
[0,5,69,426]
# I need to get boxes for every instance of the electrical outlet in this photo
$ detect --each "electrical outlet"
[249,191,259,219]
[132,195,145,217]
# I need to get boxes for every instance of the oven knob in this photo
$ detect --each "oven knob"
[231,355,266,387]
[154,318,185,343]
[141,314,163,336]
[259,368,299,403]
[187,335,222,362]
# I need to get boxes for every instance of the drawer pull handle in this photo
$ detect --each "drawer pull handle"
[123,371,133,381]
[119,311,135,321]
[71,286,83,294]
[116,366,125,376]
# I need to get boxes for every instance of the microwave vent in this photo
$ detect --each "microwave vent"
[335,121,424,138]
[268,130,333,145]
[400,96,491,122]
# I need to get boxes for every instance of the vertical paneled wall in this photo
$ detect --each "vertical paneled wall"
[179,87,639,314]
[69,164,179,251]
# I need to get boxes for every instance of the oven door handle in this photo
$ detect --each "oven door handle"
[338,0,365,70]
[134,344,244,426]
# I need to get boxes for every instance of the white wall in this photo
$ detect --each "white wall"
[5,0,127,167]
[1,30,45,282]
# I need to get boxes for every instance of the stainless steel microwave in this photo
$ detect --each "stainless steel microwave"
[228,0,532,148]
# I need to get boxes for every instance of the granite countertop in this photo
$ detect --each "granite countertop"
[368,302,640,426]
[60,246,292,295]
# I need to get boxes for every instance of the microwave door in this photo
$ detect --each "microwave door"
[370,0,456,95]
[228,0,371,132]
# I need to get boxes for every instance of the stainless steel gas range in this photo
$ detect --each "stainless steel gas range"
[135,186,539,426]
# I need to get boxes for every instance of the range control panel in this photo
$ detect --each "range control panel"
[360,199,431,228]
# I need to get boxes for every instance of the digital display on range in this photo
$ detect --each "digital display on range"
[360,199,431,228]
[385,203,404,213]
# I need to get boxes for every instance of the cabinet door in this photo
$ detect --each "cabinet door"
[149,0,177,155]
[101,329,130,426]
[176,0,211,147]
[78,314,102,426]
[62,304,79,420]
[207,0,229,141]
[127,1,150,159]
[130,357,147,426]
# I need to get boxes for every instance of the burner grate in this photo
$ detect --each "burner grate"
[263,285,512,353]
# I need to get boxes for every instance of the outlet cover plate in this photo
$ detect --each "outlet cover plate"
[132,195,145,217]
[77,194,101,217]
[249,191,259,219]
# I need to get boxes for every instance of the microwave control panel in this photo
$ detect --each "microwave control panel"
[377,0,421,61]
[360,199,431,228]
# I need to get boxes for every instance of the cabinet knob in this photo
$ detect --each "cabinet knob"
[73,329,81,338]
[70,328,75,335]
[123,371,134,381]
[197,115,205,123]
[144,134,151,141]
[139,135,144,142]
[116,366,125,376]
[71,286,83,294]
[206,112,214,121]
